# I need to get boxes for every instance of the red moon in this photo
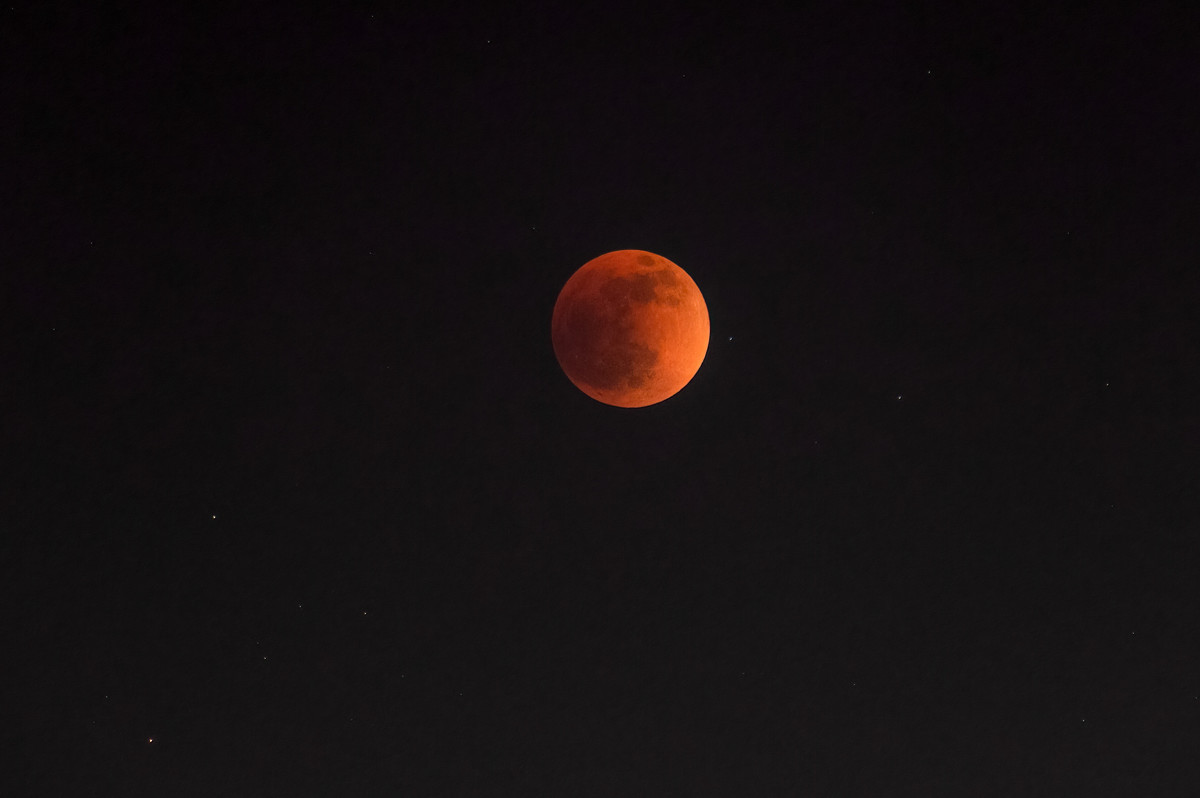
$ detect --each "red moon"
[551,250,710,408]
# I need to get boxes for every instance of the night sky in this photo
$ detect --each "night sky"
[7,2,1199,795]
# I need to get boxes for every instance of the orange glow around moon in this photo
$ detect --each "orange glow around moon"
[551,250,710,408]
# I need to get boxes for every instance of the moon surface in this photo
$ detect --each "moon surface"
[551,250,710,408]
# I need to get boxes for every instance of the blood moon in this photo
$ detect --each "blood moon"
[551,250,709,408]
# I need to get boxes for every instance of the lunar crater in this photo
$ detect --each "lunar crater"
[604,269,684,306]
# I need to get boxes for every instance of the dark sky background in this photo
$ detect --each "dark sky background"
[6,1,1199,795]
